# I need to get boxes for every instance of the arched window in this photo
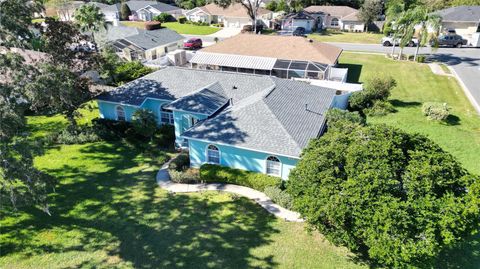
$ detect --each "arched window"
[266,156,281,176]
[116,106,126,121]
[331,18,339,27]
[206,145,220,164]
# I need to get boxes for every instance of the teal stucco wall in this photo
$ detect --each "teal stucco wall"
[188,139,299,180]
[97,99,171,124]
[172,111,208,146]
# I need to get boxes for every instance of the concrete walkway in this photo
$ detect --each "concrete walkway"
[428,63,453,77]
[155,161,304,222]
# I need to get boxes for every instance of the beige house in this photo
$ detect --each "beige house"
[304,6,365,32]
[111,28,184,61]
[185,3,273,28]
[436,6,480,45]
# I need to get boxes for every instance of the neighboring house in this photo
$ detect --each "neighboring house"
[110,27,184,61]
[303,5,365,32]
[185,3,273,28]
[281,11,318,32]
[60,1,182,22]
[189,34,343,80]
[96,67,351,179]
[435,6,480,45]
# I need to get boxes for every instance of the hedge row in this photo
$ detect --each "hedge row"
[199,164,282,192]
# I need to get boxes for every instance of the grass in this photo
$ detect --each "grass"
[439,63,452,74]
[339,52,480,175]
[308,30,383,44]
[120,21,220,35]
[0,110,367,268]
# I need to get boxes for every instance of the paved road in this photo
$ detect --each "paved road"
[328,42,480,113]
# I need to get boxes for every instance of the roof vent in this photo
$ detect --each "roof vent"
[309,39,313,43]
[305,104,308,111]
[232,85,237,90]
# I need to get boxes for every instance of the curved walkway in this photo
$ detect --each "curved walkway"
[156,161,304,222]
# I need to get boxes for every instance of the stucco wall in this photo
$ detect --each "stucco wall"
[97,98,171,124]
[188,139,299,180]
[172,111,208,145]
[144,41,183,61]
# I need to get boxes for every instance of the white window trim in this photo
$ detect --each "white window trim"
[265,155,282,177]
[205,144,221,164]
[331,18,339,27]
[115,105,126,121]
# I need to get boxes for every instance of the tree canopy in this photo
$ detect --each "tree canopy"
[287,120,480,267]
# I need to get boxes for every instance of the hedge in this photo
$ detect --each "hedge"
[199,164,282,191]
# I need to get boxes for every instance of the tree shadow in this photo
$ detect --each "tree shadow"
[427,53,480,67]
[443,114,461,126]
[337,63,362,83]
[1,141,279,268]
[389,99,422,108]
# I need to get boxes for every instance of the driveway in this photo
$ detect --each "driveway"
[329,42,480,114]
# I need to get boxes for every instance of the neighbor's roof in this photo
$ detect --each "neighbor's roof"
[190,52,278,70]
[97,67,338,157]
[284,11,316,20]
[198,3,271,18]
[304,5,360,20]
[435,6,480,22]
[163,82,229,115]
[122,28,183,50]
[199,34,343,65]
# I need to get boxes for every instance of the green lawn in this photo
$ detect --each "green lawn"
[308,30,383,44]
[339,52,480,175]
[1,111,367,268]
[120,21,220,35]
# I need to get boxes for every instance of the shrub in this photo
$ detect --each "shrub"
[153,12,172,23]
[264,186,293,209]
[422,102,449,121]
[169,153,190,171]
[349,76,396,112]
[287,124,480,268]
[178,16,186,24]
[199,164,282,191]
[153,124,175,149]
[46,126,101,145]
[144,21,161,30]
[364,100,396,116]
[170,168,199,183]
[114,61,153,86]
[326,108,365,131]
[132,109,157,138]
[416,55,426,63]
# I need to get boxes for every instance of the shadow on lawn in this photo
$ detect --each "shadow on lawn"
[1,142,278,268]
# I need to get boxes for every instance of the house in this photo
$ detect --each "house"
[189,34,344,81]
[96,67,351,179]
[435,6,480,45]
[184,3,273,28]
[281,11,318,32]
[59,1,182,22]
[109,27,184,61]
[303,5,365,32]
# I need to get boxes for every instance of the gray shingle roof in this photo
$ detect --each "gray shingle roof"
[123,28,183,50]
[436,6,480,22]
[126,1,180,12]
[163,82,229,115]
[97,67,338,157]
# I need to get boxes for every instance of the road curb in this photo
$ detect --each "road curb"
[448,66,480,115]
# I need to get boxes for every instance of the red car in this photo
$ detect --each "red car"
[183,38,202,49]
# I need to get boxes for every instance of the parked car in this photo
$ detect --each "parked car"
[241,24,263,34]
[183,38,202,50]
[293,27,306,36]
[432,34,467,48]
[381,36,418,47]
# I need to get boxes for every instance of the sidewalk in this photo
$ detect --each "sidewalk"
[155,162,304,222]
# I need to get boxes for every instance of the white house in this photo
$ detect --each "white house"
[281,11,318,32]
[185,3,273,28]
[303,5,365,32]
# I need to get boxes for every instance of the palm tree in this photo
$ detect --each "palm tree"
[74,4,106,52]
[384,2,404,58]
[394,9,416,61]
[409,6,441,62]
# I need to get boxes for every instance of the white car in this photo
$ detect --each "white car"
[381,36,418,47]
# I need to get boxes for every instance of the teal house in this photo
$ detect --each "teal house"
[97,67,349,179]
